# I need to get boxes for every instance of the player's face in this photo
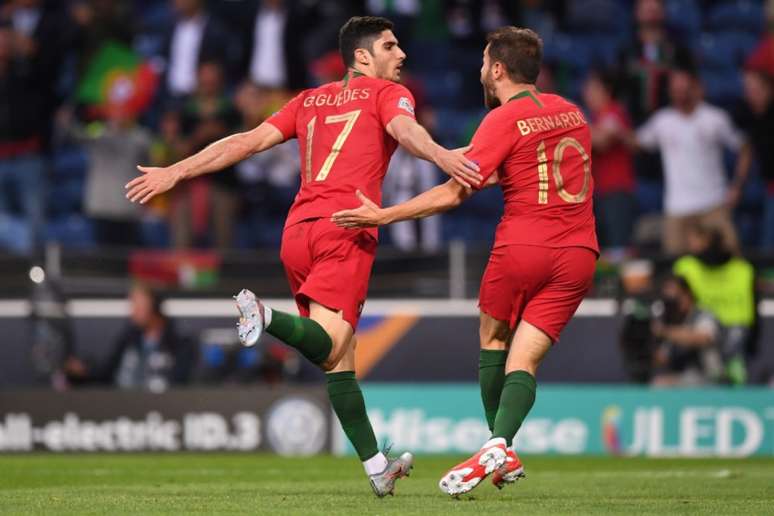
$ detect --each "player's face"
[480,46,501,110]
[370,30,406,82]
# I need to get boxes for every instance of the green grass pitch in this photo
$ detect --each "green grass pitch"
[1,454,772,515]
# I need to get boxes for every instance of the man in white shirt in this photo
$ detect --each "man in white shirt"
[166,0,238,98]
[634,67,751,255]
[167,0,207,96]
[248,0,288,88]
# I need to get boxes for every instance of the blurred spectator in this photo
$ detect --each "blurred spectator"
[366,0,419,51]
[246,0,308,90]
[173,60,240,249]
[745,0,774,77]
[444,0,519,108]
[234,82,299,246]
[519,0,560,42]
[70,0,134,65]
[583,70,636,254]
[149,110,187,172]
[619,0,684,125]
[0,0,71,254]
[61,103,152,247]
[674,224,756,384]
[65,283,195,390]
[633,67,751,255]
[164,0,238,99]
[651,275,724,386]
[736,69,774,248]
[0,24,45,253]
[382,147,442,252]
[618,260,656,383]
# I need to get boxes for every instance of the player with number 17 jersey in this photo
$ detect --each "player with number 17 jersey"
[266,73,417,328]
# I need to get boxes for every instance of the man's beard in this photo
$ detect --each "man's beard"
[376,61,400,83]
[482,74,500,109]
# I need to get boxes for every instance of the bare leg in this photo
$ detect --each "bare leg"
[505,320,552,375]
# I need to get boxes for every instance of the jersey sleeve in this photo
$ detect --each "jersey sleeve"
[265,91,305,140]
[466,109,516,190]
[377,83,416,127]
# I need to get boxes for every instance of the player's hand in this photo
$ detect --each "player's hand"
[125,165,181,204]
[331,190,386,228]
[435,144,481,188]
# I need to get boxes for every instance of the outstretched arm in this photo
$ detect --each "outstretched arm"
[386,115,481,188]
[126,122,284,204]
[332,174,498,228]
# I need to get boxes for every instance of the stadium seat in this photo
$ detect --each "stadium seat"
[237,347,261,370]
[45,215,95,248]
[543,33,593,72]
[47,177,84,217]
[585,34,624,68]
[635,179,663,215]
[695,32,760,69]
[139,218,170,248]
[700,67,743,104]
[52,146,88,180]
[433,109,485,148]
[565,0,630,34]
[665,0,702,38]
[706,0,765,33]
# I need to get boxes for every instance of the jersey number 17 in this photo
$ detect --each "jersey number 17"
[305,109,362,182]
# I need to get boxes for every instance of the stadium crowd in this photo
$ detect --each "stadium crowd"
[0,0,773,257]
[1,0,769,389]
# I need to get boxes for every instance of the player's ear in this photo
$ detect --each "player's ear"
[354,48,370,66]
[492,61,503,80]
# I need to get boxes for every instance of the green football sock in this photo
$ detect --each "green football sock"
[327,371,379,461]
[479,349,507,432]
[265,309,332,365]
[492,370,537,447]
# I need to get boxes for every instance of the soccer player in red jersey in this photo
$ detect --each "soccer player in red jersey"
[333,27,599,496]
[125,17,480,496]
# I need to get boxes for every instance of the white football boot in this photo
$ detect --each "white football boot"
[234,288,266,347]
[368,445,414,497]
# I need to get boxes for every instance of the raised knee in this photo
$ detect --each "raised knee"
[320,336,354,371]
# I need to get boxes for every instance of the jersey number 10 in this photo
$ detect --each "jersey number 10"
[536,137,591,205]
[305,109,362,182]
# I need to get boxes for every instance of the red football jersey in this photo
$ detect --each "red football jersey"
[266,74,416,235]
[468,91,599,253]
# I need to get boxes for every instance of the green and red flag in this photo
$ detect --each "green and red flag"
[76,41,158,118]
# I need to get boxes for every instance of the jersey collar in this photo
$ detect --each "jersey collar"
[508,90,543,108]
[343,69,366,87]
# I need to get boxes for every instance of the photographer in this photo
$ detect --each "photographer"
[65,283,195,391]
[651,275,724,386]
[673,224,756,384]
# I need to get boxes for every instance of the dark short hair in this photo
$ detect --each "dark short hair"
[339,16,394,68]
[662,274,695,301]
[588,68,619,97]
[486,27,543,84]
